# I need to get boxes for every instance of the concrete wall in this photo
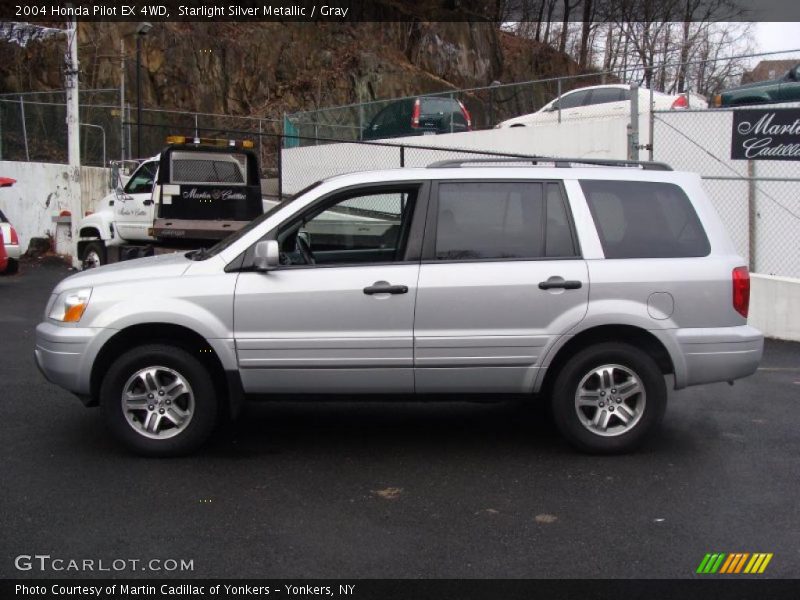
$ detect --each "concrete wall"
[281,115,631,195]
[749,274,800,342]
[0,161,110,254]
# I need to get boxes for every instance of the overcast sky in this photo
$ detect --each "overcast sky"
[754,22,800,59]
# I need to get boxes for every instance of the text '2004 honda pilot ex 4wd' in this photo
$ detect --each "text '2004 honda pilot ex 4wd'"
[35,158,763,456]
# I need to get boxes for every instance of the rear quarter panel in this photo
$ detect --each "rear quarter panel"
[577,173,746,329]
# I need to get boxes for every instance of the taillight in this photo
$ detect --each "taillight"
[458,100,472,129]
[670,94,688,109]
[411,98,421,129]
[713,94,722,107]
[9,227,18,245]
[732,266,750,318]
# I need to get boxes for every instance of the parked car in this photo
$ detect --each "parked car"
[35,157,763,456]
[0,177,20,275]
[713,63,800,107]
[496,84,708,128]
[0,230,7,274]
[0,209,21,274]
[362,96,472,140]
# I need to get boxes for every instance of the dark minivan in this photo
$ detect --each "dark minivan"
[362,96,472,140]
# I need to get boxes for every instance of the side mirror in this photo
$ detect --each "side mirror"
[253,240,280,271]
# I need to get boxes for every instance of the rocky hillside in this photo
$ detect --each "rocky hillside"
[1,22,580,121]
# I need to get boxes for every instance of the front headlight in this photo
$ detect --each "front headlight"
[49,288,92,323]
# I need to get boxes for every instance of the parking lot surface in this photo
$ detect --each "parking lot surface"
[1,261,798,578]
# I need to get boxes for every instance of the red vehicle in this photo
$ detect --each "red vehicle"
[0,229,8,274]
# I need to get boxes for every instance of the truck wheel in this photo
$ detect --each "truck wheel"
[81,242,106,270]
[550,342,666,454]
[101,344,219,456]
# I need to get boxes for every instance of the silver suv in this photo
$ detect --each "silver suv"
[35,158,763,456]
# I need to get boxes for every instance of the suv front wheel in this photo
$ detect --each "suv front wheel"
[551,342,667,454]
[101,344,219,456]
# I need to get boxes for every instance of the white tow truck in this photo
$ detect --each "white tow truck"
[77,137,275,268]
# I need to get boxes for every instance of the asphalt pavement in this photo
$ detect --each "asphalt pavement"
[1,260,798,579]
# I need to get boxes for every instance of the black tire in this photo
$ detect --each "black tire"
[101,344,219,456]
[3,258,18,275]
[550,342,666,454]
[81,241,106,270]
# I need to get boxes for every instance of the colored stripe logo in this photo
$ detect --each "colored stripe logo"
[696,553,773,574]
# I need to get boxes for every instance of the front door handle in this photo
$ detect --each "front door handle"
[538,278,582,290]
[363,281,409,295]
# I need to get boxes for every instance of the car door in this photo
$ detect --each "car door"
[413,180,589,394]
[233,182,427,394]
[554,89,591,121]
[114,160,157,241]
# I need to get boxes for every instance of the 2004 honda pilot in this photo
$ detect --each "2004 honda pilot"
[35,158,764,455]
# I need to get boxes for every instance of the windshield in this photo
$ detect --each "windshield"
[190,181,323,260]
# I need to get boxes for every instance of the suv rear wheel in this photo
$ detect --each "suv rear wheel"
[101,344,218,456]
[550,342,666,453]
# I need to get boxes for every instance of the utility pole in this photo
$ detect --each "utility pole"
[65,17,82,268]
[135,22,152,158]
[136,32,142,157]
[120,39,125,162]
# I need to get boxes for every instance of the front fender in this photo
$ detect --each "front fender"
[78,210,114,241]
[83,279,237,371]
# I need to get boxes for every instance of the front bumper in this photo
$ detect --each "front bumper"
[673,325,764,388]
[34,321,115,399]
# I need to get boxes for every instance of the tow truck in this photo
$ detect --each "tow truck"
[77,136,273,268]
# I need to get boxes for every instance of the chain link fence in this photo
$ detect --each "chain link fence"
[652,106,800,279]
[0,89,281,167]
[284,74,604,142]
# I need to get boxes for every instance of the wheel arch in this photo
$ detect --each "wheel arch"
[89,323,242,419]
[538,324,675,396]
[77,212,114,259]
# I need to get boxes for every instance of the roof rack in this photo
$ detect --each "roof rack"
[426,157,673,171]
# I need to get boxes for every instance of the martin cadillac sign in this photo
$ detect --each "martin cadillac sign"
[731,109,800,160]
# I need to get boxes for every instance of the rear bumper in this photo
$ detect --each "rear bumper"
[671,325,763,388]
[4,243,20,260]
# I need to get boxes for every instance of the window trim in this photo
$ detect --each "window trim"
[420,179,582,264]
[240,180,431,271]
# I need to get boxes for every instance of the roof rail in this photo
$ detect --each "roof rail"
[426,157,673,171]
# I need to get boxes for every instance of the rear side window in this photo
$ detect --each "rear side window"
[580,180,710,258]
[434,182,577,260]
[587,88,625,105]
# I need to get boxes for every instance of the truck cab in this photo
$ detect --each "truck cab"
[77,138,264,268]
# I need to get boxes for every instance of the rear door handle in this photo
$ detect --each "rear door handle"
[363,282,409,295]
[538,279,582,290]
